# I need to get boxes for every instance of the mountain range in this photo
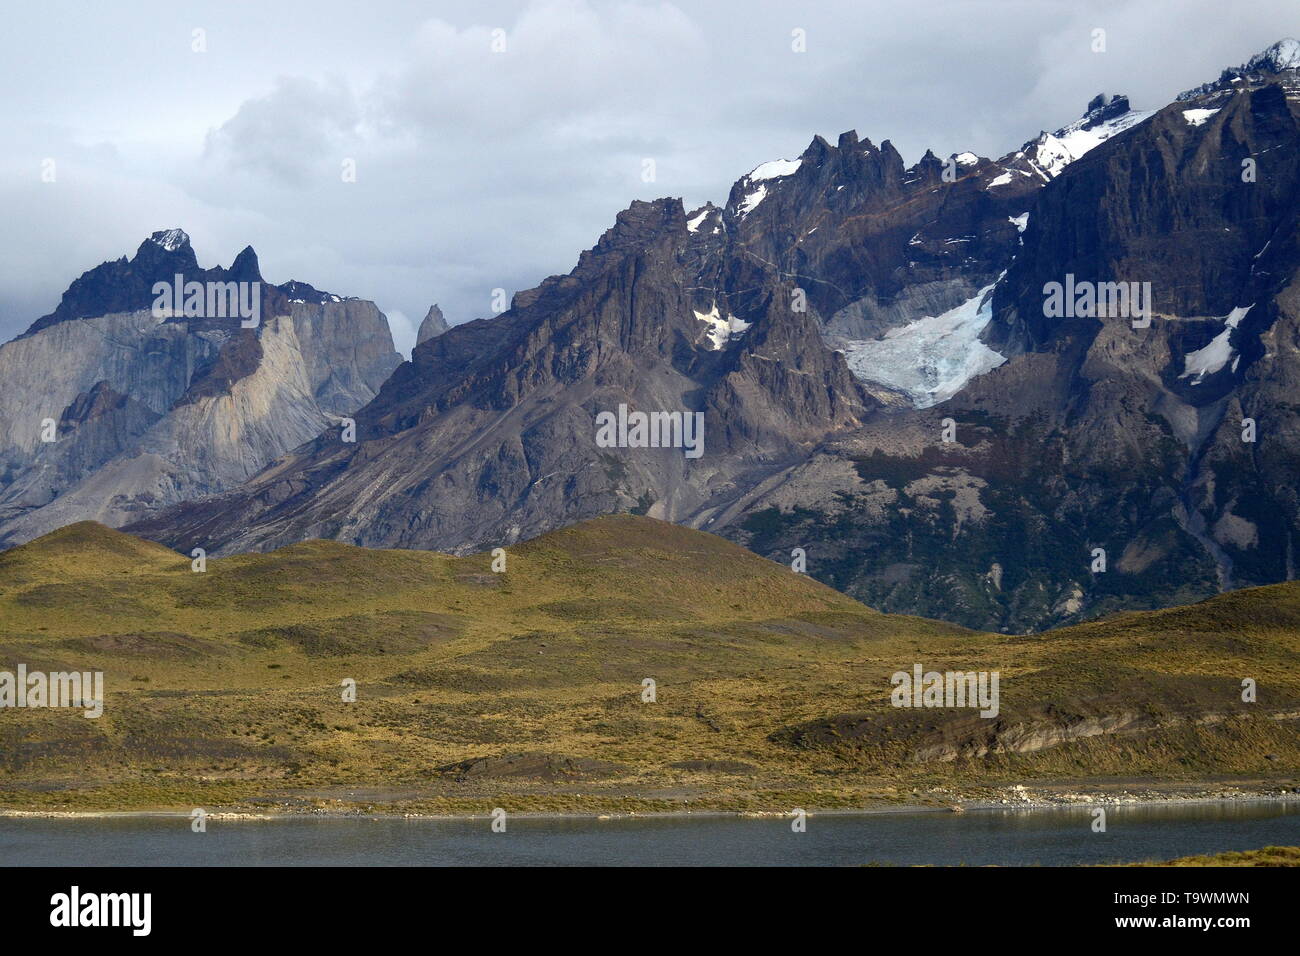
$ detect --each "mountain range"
[0,231,400,546]
[4,39,1300,632]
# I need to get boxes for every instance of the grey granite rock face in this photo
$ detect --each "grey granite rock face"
[0,235,401,546]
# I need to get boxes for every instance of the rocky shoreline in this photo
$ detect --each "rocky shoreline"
[957,783,1300,812]
[2,786,1296,822]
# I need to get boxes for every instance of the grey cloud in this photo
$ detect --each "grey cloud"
[204,75,363,185]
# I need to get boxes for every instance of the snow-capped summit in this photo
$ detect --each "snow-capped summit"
[1178,38,1300,101]
[149,228,190,252]
[1245,37,1300,73]
[1015,95,1153,180]
[732,158,802,218]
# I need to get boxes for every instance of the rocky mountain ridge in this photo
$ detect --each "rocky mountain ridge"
[12,41,1300,633]
[0,230,400,546]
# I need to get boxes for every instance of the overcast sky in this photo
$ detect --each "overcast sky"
[1,0,1295,353]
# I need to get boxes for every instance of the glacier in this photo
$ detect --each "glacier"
[836,285,1006,408]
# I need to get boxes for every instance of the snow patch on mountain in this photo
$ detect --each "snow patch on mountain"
[1181,305,1253,383]
[1024,107,1154,179]
[738,185,767,217]
[836,285,1005,407]
[693,304,750,350]
[1183,107,1220,126]
[987,168,1032,188]
[736,158,802,218]
[748,158,801,181]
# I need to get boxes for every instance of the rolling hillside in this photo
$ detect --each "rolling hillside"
[0,516,1296,814]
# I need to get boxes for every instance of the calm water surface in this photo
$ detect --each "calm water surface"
[2,802,1297,866]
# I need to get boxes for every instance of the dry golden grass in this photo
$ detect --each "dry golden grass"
[0,516,1296,814]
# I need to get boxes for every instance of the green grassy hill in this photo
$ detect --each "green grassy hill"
[0,515,1296,814]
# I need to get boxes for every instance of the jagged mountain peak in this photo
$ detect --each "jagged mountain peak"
[416,304,449,346]
[1245,37,1300,73]
[685,203,722,235]
[228,245,263,282]
[131,228,199,268]
[800,133,833,161]
[278,279,345,304]
[20,232,358,336]
[147,228,191,252]
[581,197,686,263]
[26,230,212,334]
[1012,94,1153,180]
[1178,37,1300,101]
[506,198,691,314]
[0,226,403,547]
[1078,93,1133,126]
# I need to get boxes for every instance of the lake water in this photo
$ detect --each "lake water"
[2,801,1297,866]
